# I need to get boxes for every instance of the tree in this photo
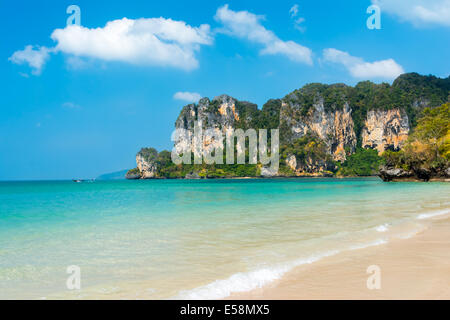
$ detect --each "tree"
[382,103,450,171]
[413,103,449,144]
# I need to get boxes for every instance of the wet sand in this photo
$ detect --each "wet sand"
[231,216,450,300]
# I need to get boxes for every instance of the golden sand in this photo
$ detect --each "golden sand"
[230,216,450,300]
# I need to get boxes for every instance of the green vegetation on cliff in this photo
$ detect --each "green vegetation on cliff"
[233,99,282,131]
[382,103,450,177]
[286,83,351,115]
[125,168,141,179]
[130,73,449,179]
[279,133,336,176]
[337,148,383,176]
[139,147,158,163]
[283,73,449,146]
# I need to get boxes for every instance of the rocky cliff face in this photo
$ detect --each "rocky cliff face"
[285,154,335,176]
[174,94,258,160]
[280,98,356,161]
[138,96,413,178]
[361,109,409,154]
[136,152,157,178]
[379,165,450,182]
[128,73,449,179]
[175,95,242,132]
[126,148,159,179]
[134,97,413,178]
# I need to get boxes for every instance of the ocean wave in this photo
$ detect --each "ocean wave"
[416,208,450,220]
[174,239,388,300]
[174,250,338,300]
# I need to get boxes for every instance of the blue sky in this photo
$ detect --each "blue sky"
[1,0,449,180]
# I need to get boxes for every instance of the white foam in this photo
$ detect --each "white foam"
[174,239,388,300]
[348,239,388,250]
[416,209,450,220]
[174,266,289,300]
[375,224,389,232]
[174,250,339,300]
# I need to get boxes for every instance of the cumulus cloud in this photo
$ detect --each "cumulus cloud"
[10,17,212,74]
[51,18,213,70]
[214,5,312,65]
[9,45,52,75]
[323,48,405,80]
[173,91,202,103]
[372,0,450,27]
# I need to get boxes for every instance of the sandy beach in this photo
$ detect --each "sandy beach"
[231,215,450,300]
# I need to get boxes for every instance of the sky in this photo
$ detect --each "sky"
[0,0,449,180]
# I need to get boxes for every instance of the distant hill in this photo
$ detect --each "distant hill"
[97,169,128,180]
[127,72,449,179]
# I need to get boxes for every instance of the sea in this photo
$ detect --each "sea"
[0,178,449,299]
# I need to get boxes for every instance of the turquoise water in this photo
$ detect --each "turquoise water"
[0,178,449,299]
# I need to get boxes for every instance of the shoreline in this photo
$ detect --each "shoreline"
[3,179,449,300]
[26,208,450,300]
[386,177,450,182]
[125,175,450,182]
[229,214,450,300]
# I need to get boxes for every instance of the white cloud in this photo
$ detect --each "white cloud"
[289,4,306,32]
[372,0,450,27]
[173,91,202,103]
[214,5,313,65]
[323,48,405,80]
[9,45,52,75]
[51,18,213,70]
[10,17,212,75]
[293,17,306,32]
[289,4,299,17]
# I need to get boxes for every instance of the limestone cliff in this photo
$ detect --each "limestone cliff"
[136,152,157,178]
[127,73,449,179]
[280,98,356,162]
[361,109,409,154]
[285,153,335,176]
[126,148,159,179]
[174,94,258,160]
[175,95,243,132]
[379,165,450,182]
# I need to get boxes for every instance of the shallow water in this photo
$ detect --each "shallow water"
[0,178,449,299]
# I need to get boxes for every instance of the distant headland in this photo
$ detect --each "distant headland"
[126,73,450,182]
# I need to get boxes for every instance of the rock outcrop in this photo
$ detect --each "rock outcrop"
[285,153,336,176]
[174,95,257,158]
[127,73,449,180]
[125,169,141,180]
[280,98,356,161]
[379,165,450,182]
[136,152,157,178]
[176,95,243,132]
[378,166,413,181]
[126,148,159,179]
[362,109,409,154]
